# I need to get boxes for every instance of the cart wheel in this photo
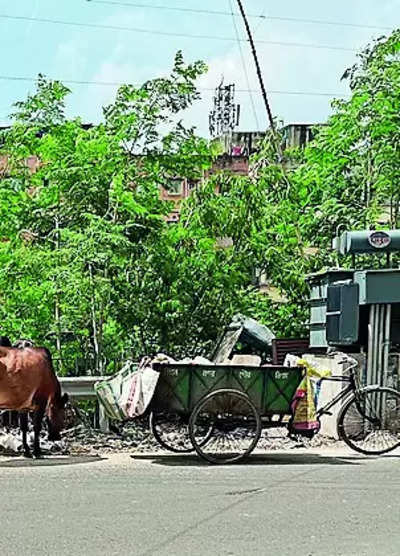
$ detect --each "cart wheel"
[189,389,261,464]
[149,412,214,454]
[337,387,400,455]
[149,411,193,453]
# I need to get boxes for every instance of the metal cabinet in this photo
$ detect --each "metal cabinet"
[326,283,359,345]
[307,270,354,348]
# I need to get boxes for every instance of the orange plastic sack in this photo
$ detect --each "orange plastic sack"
[290,359,330,437]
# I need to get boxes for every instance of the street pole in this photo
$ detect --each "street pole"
[235,0,275,132]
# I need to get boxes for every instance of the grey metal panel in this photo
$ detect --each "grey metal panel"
[309,327,328,349]
[307,269,354,289]
[310,302,326,325]
[354,270,400,304]
[307,270,354,348]
[340,284,360,343]
[326,283,359,345]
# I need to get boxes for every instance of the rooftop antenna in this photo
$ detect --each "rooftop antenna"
[209,80,240,138]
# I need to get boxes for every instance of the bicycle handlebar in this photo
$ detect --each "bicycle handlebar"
[327,350,359,373]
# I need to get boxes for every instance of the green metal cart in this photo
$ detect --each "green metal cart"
[149,363,304,464]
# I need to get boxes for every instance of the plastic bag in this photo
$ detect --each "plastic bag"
[95,355,167,421]
[124,358,160,419]
[95,360,138,421]
[0,431,22,453]
[289,359,331,438]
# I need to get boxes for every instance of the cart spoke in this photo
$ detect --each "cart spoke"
[149,411,192,453]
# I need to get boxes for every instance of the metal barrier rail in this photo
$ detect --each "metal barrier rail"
[59,376,110,432]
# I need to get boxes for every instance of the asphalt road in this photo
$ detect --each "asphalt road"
[1,447,400,556]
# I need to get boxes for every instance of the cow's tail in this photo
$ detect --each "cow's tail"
[42,348,57,376]
[42,348,63,400]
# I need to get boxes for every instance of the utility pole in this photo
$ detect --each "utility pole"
[55,180,63,374]
[235,0,275,132]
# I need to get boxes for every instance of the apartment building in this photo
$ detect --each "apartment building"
[162,123,316,221]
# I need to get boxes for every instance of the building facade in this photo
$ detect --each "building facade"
[162,123,316,221]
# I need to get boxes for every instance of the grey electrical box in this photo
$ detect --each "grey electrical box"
[354,269,400,305]
[326,283,359,345]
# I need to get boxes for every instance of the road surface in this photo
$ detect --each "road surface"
[1,446,399,556]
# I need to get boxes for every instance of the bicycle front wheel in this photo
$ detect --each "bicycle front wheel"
[337,387,400,455]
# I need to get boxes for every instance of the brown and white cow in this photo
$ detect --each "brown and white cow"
[0,345,68,458]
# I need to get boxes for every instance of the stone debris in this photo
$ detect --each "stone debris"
[65,418,163,456]
[0,410,339,457]
[230,354,262,366]
[0,428,68,456]
[65,420,338,456]
[0,431,22,453]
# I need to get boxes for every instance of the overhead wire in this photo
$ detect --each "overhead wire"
[86,0,266,18]
[0,14,360,52]
[85,0,394,31]
[228,0,260,131]
[0,74,350,97]
[257,14,394,31]
[253,6,268,35]
[235,0,276,131]
[0,4,376,124]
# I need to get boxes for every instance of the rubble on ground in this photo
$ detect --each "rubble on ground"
[0,429,68,456]
[65,422,340,456]
[0,417,339,457]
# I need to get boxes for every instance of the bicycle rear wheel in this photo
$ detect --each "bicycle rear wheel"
[337,387,400,455]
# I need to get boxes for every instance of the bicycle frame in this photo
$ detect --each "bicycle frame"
[316,374,355,418]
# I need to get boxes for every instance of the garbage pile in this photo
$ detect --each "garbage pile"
[0,428,68,456]
[94,316,275,426]
[0,315,339,457]
[63,421,338,456]
[0,414,337,458]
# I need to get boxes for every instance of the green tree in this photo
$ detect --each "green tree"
[299,29,400,239]
[0,53,214,373]
[0,30,398,372]
[244,29,400,337]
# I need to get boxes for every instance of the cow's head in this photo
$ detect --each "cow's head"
[47,393,69,441]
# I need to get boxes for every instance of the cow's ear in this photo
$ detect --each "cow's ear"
[61,393,69,406]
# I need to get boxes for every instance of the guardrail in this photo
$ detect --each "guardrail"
[59,376,110,432]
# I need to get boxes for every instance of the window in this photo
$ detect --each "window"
[167,178,183,196]
[188,179,200,192]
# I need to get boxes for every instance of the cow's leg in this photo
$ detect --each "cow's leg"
[19,413,32,458]
[32,406,45,459]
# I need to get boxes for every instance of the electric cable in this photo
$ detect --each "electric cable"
[85,0,394,31]
[0,13,360,52]
[229,0,260,131]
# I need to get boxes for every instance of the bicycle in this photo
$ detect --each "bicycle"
[317,352,400,455]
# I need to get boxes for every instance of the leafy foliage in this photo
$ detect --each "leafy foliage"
[0,53,215,373]
[246,29,400,336]
[298,29,400,238]
[0,30,398,374]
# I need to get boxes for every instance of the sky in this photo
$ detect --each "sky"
[0,0,399,136]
